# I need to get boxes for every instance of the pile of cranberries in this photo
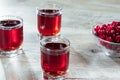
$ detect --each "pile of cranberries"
[93,21,120,52]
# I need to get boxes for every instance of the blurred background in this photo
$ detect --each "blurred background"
[0,0,120,29]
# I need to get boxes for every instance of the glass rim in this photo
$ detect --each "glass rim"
[40,36,70,52]
[37,3,62,15]
[0,15,23,30]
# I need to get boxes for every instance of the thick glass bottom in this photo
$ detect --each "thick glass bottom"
[43,72,66,80]
[0,48,24,58]
[105,51,120,58]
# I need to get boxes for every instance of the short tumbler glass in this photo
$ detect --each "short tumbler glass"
[40,36,70,79]
[37,3,62,39]
[0,15,23,57]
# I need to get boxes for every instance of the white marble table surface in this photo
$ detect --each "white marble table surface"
[0,0,120,80]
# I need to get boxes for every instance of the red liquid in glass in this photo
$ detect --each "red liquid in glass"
[37,9,61,36]
[0,20,23,51]
[41,43,69,76]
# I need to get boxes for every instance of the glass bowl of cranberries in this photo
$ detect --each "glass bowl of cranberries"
[92,21,120,57]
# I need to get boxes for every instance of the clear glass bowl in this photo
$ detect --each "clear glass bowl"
[92,27,120,58]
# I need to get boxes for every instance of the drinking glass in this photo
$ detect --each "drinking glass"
[0,15,23,57]
[37,3,62,39]
[40,36,70,79]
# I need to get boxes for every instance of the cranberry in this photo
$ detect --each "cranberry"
[94,25,100,32]
[115,35,120,43]
[112,21,118,27]
[106,37,112,42]
[118,22,120,26]
[110,30,115,34]
[93,21,120,52]
[115,26,120,33]
[101,24,107,29]
[99,35,105,39]
[98,29,106,35]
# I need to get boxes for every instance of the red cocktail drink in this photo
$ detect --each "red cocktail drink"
[40,36,70,79]
[0,20,23,51]
[37,4,62,37]
[41,43,69,76]
[0,16,23,57]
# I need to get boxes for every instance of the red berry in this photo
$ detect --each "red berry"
[94,25,100,32]
[99,35,105,39]
[101,24,107,29]
[112,21,118,27]
[115,35,120,43]
[106,37,112,42]
[115,26,120,33]
[93,21,120,52]
[106,24,113,32]
[98,29,106,35]
[94,21,120,43]
[118,22,120,26]
[110,30,115,34]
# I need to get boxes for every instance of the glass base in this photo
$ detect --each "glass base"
[105,51,120,58]
[0,48,24,58]
[43,72,65,80]
[37,33,61,40]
